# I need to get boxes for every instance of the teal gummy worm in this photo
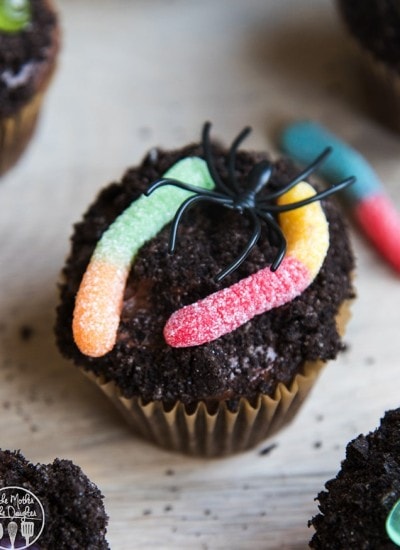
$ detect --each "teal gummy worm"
[280,120,380,204]
[280,120,400,274]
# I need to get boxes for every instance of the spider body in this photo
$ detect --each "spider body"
[146,122,355,283]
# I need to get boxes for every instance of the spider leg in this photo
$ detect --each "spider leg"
[258,147,333,203]
[227,126,252,193]
[169,194,234,253]
[256,210,287,271]
[215,209,261,282]
[264,219,280,246]
[261,175,355,213]
[202,122,235,197]
[145,178,225,199]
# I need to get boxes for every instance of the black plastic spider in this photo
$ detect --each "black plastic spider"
[146,122,355,282]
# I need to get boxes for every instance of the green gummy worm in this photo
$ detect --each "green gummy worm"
[94,156,215,267]
[0,0,31,32]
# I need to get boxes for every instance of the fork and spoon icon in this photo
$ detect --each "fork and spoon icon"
[0,520,34,548]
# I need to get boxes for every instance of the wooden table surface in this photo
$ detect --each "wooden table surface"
[1,1,400,548]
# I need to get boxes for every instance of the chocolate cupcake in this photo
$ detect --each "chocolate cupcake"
[336,0,400,132]
[0,0,60,176]
[0,449,109,549]
[309,409,400,549]
[55,123,355,457]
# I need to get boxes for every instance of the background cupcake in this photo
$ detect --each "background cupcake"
[0,449,109,549]
[309,409,400,549]
[55,124,355,457]
[0,0,60,176]
[336,0,400,133]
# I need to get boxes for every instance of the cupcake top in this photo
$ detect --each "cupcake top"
[337,0,400,72]
[0,0,59,117]
[0,449,109,549]
[55,126,355,412]
[309,409,400,549]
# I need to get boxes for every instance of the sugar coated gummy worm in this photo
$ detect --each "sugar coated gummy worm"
[280,120,400,274]
[0,0,31,32]
[164,181,329,347]
[73,157,215,357]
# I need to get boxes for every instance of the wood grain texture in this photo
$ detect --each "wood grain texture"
[1,0,400,548]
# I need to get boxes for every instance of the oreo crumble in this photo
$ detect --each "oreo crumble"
[0,449,109,550]
[55,142,354,412]
[309,410,400,549]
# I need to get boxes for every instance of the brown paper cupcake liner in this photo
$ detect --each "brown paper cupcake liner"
[83,299,352,457]
[0,90,45,176]
[349,40,400,133]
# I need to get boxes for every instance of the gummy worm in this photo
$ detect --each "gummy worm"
[164,182,329,347]
[73,157,215,357]
[0,0,31,32]
[280,120,400,274]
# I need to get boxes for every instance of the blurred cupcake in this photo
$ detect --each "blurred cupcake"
[55,123,355,457]
[0,449,109,549]
[309,409,400,549]
[0,0,60,176]
[337,0,400,133]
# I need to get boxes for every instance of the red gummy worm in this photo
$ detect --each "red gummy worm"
[164,256,309,347]
[355,194,400,273]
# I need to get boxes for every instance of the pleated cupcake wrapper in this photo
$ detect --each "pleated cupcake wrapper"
[349,39,400,132]
[84,357,323,457]
[0,91,45,176]
[82,299,352,457]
